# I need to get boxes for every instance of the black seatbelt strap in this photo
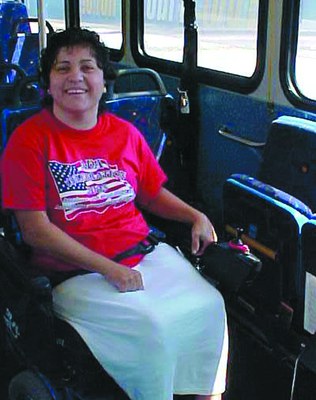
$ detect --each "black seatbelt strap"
[51,229,166,286]
[112,227,166,263]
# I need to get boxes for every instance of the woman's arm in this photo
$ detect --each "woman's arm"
[141,187,217,255]
[14,210,144,292]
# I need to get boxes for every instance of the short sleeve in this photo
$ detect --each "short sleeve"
[134,130,167,205]
[1,124,46,211]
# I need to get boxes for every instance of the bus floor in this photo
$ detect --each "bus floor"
[223,318,316,400]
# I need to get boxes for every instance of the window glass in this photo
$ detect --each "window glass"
[143,0,184,62]
[80,0,123,50]
[25,0,65,31]
[143,0,259,77]
[197,0,259,77]
[295,1,316,100]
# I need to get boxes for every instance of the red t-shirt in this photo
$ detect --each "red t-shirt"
[1,109,167,271]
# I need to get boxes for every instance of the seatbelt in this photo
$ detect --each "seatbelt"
[112,228,166,262]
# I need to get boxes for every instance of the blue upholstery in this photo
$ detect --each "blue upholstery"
[8,33,42,77]
[0,2,30,62]
[0,104,40,148]
[260,115,316,211]
[8,19,54,78]
[230,173,313,219]
[223,116,316,333]
[106,95,171,160]
[223,173,310,332]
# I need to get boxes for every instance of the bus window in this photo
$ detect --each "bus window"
[79,0,123,51]
[143,1,184,62]
[142,0,259,77]
[25,0,65,31]
[197,0,259,77]
[295,1,316,101]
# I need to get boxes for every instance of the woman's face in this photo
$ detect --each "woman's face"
[49,45,104,126]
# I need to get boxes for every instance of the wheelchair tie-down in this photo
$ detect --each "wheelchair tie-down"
[0,67,261,400]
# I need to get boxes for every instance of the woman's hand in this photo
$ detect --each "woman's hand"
[105,264,144,292]
[14,210,144,293]
[191,212,217,256]
[141,188,217,257]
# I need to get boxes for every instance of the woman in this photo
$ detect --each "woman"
[1,28,228,400]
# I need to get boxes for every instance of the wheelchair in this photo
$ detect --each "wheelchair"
[0,222,132,400]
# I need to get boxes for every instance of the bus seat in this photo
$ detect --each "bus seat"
[8,18,54,78]
[259,115,316,212]
[106,95,171,160]
[0,1,30,63]
[227,173,313,219]
[222,173,310,335]
[0,62,28,111]
[0,104,41,149]
[106,68,176,161]
[221,116,316,348]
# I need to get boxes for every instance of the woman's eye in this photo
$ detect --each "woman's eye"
[55,65,69,73]
[82,65,95,72]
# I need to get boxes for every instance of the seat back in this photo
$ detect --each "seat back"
[1,104,40,149]
[223,174,310,333]
[106,68,175,160]
[0,1,30,63]
[0,61,29,111]
[259,116,316,212]
[8,18,54,78]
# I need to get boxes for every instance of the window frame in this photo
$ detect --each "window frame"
[131,0,268,94]
[280,0,316,112]
[74,0,125,62]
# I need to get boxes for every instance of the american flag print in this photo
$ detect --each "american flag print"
[49,158,136,221]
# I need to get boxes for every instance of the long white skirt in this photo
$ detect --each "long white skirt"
[53,243,228,400]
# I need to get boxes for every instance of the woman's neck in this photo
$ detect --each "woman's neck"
[53,106,98,130]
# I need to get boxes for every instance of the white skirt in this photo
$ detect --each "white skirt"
[53,243,228,400]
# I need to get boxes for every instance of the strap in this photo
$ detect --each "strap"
[51,229,166,286]
[113,237,156,263]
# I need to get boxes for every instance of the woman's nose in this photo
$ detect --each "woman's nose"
[67,67,84,81]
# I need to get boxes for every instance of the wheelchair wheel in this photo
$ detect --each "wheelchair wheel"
[8,370,55,400]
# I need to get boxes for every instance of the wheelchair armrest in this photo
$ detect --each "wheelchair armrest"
[30,276,53,302]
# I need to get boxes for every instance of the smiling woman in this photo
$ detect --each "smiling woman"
[1,27,228,400]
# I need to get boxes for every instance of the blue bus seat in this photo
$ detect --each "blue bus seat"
[0,104,41,149]
[223,173,310,334]
[106,95,170,160]
[8,18,54,78]
[259,115,316,212]
[0,1,30,63]
[0,61,29,111]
